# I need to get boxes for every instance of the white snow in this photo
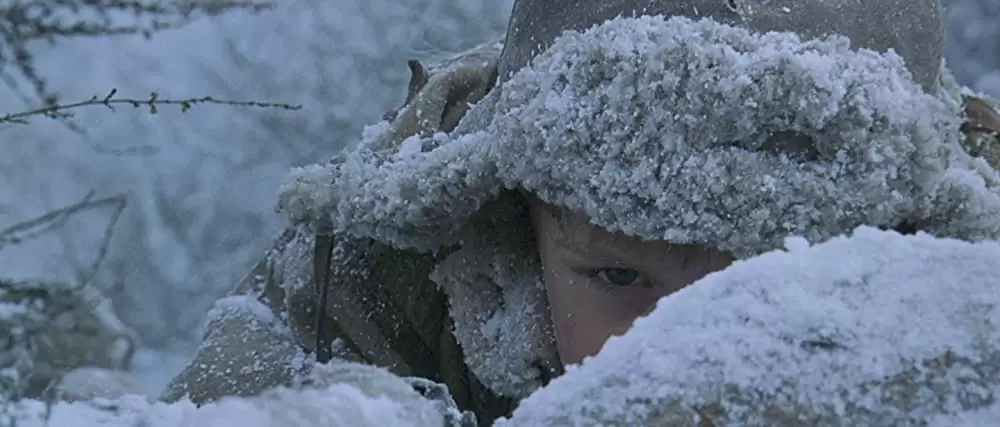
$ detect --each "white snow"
[204,295,286,336]
[11,386,437,427]
[12,362,444,427]
[396,135,425,159]
[55,367,145,402]
[129,349,191,397]
[499,227,1000,425]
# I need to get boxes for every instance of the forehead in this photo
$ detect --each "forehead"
[528,198,735,274]
[530,199,677,258]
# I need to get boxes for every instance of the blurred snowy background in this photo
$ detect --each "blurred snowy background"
[0,0,995,396]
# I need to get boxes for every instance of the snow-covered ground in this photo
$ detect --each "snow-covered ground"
[12,228,1000,425]
[13,363,446,427]
[0,0,996,402]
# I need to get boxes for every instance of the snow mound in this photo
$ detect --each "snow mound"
[12,363,443,427]
[499,227,1000,426]
[54,367,145,402]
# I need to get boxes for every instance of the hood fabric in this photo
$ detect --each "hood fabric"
[277,16,1000,398]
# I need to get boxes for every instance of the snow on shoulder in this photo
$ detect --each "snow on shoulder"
[500,227,1000,426]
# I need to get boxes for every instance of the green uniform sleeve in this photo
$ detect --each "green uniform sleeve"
[159,228,364,404]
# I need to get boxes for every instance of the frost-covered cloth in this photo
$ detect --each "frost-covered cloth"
[276,15,1000,402]
[13,363,445,427]
[159,289,315,404]
[499,227,1000,426]
[279,16,998,257]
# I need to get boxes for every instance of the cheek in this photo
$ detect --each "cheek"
[542,268,658,365]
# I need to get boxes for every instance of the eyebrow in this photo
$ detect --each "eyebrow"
[554,228,717,271]
[553,232,646,265]
[540,202,662,264]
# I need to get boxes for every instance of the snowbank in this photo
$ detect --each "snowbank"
[11,363,443,427]
[12,228,1000,426]
[500,227,1000,426]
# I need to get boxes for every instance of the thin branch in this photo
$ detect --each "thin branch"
[0,190,95,248]
[0,88,302,124]
[0,193,125,251]
[45,187,89,280]
[78,193,126,286]
[0,0,273,106]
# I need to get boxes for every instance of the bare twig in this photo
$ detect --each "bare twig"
[0,0,273,105]
[79,194,126,286]
[0,193,126,252]
[44,187,90,278]
[0,88,302,124]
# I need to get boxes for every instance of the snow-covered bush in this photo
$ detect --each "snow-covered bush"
[0,279,85,423]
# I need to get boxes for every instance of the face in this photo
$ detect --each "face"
[530,201,733,365]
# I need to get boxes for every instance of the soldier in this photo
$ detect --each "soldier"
[163,0,1000,425]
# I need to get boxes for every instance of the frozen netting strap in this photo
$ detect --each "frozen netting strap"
[498,227,1000,425]
[278,16,984,256]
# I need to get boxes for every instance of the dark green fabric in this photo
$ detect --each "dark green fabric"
[366,241,515,425]
[355,243,441,379]
[161,226,513,425]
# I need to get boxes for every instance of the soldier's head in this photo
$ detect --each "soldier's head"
[500,0,946,364]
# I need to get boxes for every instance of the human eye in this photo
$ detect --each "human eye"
[587,268,651,289]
